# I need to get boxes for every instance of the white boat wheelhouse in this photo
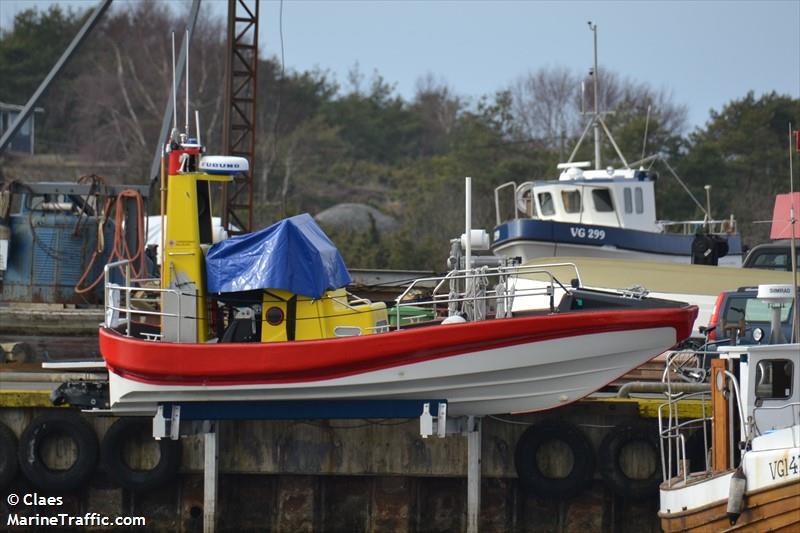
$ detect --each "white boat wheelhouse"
[514,166,660,232]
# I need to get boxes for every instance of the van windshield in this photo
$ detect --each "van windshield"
[725,296,792,323]
[747,250,800,271]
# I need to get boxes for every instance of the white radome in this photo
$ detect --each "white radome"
[199,155,250,175]
[756,284,794,304]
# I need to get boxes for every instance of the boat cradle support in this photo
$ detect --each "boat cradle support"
[150,399,483,533]
[151,399,451,440]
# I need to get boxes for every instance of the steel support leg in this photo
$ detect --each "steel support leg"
[466,416,482,533]
[203,423,218,533]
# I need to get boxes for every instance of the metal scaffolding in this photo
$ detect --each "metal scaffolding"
[221,0,259,234]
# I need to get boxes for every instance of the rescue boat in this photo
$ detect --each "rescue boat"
[97,131,698,417]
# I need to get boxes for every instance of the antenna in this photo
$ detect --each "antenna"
[566,23,627,168]
[789,123,799,342]
[580,81,586,115]
[641,104,652,161]
[195,110,201,146]
[588,21,601,170]
[185,28,190,135]
[171,32,177,133]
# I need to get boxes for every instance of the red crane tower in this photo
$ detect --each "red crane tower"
[221,0,259,234]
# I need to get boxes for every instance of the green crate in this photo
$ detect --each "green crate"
[389,305,435,327]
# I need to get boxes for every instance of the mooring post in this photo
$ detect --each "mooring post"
[466,416,482,533]
[203,422,218,533]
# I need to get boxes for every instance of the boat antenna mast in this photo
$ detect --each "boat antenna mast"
[566,23,629,170]
[185,28,190,139]
[170,29,195,145]
[171,32,178,141]
[789,125,799,342]
[590,21,601,170]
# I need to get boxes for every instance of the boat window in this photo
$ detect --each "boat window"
[624,188,633,214]
[634,187,644,214]
[755,359,793,399]
[538,192,555,216]
[591,189,614,212]
[561,190,581,214]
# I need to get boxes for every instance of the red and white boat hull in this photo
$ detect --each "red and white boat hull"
[101,307,696,416]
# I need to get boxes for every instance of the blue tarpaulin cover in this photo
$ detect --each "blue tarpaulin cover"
[205,213,352,298]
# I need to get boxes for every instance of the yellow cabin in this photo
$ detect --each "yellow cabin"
[161,166,232,343]
[261,288,388,342]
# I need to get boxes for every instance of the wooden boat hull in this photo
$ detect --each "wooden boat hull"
[100,306,697,415]
[660,425,800,533]
[659,478,800,532]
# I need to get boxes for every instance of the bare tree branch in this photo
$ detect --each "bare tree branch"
[111,40,147,148]
[125,54,160,117]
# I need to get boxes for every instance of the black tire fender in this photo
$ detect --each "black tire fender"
[18,411,98,492]
[0,422,18,489]
[101,417,181,491]
[514,419,595,499]
[598,421,661,500]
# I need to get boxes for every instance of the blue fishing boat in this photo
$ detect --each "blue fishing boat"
[491,24,742,267]
[491,165,742,266]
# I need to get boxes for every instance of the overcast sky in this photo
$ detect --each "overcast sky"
[1,0,798,131]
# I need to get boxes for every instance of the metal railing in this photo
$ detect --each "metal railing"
[658,350,712,486]
[392,262,581,331]
[658,390,710,486]
[659,218,737,235]
[104,260,584,342]
[103,259,189,342]
[658,349,750,487]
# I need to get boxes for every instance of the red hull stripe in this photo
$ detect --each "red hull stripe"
[101,306,697,386]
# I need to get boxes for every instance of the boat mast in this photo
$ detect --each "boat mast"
[564,23,628,169]
[171,32,178,134]
[590,22,601,170]
[185,28,190,137]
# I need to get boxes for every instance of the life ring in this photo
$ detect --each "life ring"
[18,412,98,492]
[514,419,595,498]
[0,422,18,488]
[598,421,661,500]
[101,417,181,491]
[515,181,536,216]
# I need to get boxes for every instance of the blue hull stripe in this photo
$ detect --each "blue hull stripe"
[160,400,447,420]
[492,219,743,257]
